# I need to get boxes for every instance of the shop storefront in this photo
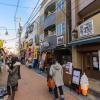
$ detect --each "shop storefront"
[39,41,54,70]
[54,47,72,86]
[70,13,100,81]
[77,43,100,80]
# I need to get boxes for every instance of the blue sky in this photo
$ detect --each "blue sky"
[0,0,40,49]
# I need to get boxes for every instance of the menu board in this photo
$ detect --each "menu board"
[72,69,81,85]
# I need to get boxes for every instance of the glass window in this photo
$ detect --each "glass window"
[61,23,65,34]
[56,0,64,12]
[61,0,64,9]
[56,23,65,36]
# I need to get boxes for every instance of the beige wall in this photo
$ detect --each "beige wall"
[56,0,66,24]
[93,13,100,35]
[72,47,82,69]
[71,0,97,31]
[71,0,78,30]
[77,13,100,38]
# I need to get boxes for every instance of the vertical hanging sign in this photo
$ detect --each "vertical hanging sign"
[98,50,100,71]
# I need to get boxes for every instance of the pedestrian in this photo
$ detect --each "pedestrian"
[50,59,64,100]
[13,57,21,90]
[39,59,44,73]
[0,54,3,72]
[6,56,21,100]
[47,61,53,93]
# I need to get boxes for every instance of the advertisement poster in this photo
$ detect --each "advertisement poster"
[93,57,99,69]
[66,62,72,74]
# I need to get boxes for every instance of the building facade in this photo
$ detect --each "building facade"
[39,0,71,86]
[70,0,100,92]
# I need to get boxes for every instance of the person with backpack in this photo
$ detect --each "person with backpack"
[50,59,64,100]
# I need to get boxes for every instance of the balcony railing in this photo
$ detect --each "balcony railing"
[44,12,56,29]
[72,13,100,40]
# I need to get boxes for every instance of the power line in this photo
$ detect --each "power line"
[23,0,40,28]
[0,29,16,30]
[24,0,87,30]
[24,0,68,28]
[0,1,33,9]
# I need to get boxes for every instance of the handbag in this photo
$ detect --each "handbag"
[47,79,55,89]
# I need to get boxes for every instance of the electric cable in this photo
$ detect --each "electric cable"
[24,0,87,28]
[23,0,40,28]
[0,1,33,9]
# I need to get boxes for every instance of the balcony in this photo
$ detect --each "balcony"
[78,0,100,17]
[70,13,100,46]
[44,12,56,29]
[78,13,100,38]
[44,0,56,29]
[44,0,56,13]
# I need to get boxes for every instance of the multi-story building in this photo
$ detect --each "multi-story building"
[21,16,40,61]
[39,0,71,86]
[70,0,100,92]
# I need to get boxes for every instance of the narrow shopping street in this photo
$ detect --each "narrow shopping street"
[15,66,77,100]
[15,66,53,100]
[0,65,77,100]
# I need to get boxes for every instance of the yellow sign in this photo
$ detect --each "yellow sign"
[0,40,4,48]
[33,46,39,59]
[24,42,29,50]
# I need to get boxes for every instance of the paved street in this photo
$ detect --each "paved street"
[0,65,77,100]
[15,66,77,100]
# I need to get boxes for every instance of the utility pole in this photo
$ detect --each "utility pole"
[18,22,22,55]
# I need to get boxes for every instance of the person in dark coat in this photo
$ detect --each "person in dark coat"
[6,56,21,100]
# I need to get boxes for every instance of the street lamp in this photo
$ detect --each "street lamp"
[72,29,78,40]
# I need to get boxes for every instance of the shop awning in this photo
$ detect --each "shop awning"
[68,35,100,46]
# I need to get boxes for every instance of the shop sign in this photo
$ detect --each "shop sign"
[24,42,28,49]
[0,40,4,48]
[39,34,44,42]
[57,36,64,45]
[33,46,39,59]
[72,69,81,85]
[79,19,94,37]
[29,39,33,46]
[41,41,49,47]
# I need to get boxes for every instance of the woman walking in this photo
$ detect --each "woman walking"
[50,59,64,100]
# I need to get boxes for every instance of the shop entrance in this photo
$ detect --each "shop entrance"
[82,51,100,80]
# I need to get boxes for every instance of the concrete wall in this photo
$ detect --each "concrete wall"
[72,47,82,69]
